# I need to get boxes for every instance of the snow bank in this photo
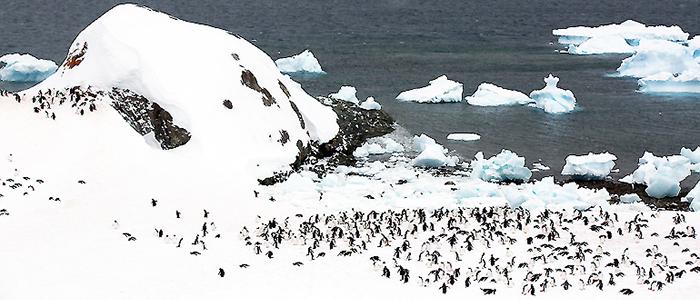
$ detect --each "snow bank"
[412,134,457,167]
[471,149,532,182]
[553,20,689,46]
[446,133,480,141]
[329,86,359,104]
[567,35,636,55]
[0,53,57,82]
[529,74,576,114]
[396,75,463,103]
[561,152,617,180]
[359,96,381,110]
[274,49,325,74]
[465,82,533,106]
[621,152,693,198]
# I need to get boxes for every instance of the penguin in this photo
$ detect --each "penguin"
[218,268,225,277]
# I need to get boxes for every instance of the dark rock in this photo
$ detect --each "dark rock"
[109,88,191,150]
[240,70,276,107]
[223,99,233,109]
[310,96,396,166]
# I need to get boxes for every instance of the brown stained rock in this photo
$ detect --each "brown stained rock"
[288,100,305,129]
[63,42,88,69]
[278,80,291,98]
[241,70,276,107]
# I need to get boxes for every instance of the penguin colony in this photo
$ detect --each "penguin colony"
[0,87,101,120]
[241,206,699,295]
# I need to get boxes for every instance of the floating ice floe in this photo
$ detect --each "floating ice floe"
[681,146,700,164]
[616,39,699,78]
[529,74,576,114]
[396,75,463,103]
[359,96,381,110]
[412,134,458,167]
[638,70,700,93]
[329,86,359,104]
[353,137,404,158]
[0,53,58,82]
[465,82,533,106]
[470,149,532,182]
[274,49,325,74]
[553,20,689,48]
[446,133,480,141]
[621,151,694,198]
[567,36,636,55]
[561,152,617,180]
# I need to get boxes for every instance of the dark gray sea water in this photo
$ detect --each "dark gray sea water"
[1,0,700,183]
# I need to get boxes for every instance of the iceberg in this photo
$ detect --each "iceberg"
[529,74,576,114]
[446,133,480,141]
[684,181,700,211]
[638,71,700,93]
[471,149,532,182]
[0,53,58,82]
[553,20,689,46]
[359,96,381,110]
[616,39,699,78]
[621,152,692,198]
[681,146,700,164]
[561,152,617,180]
[412,134,458,167]
[465,83,533,106]
[619,194,641,204]
[274,49,325,74]
[396,75,463,103]
[328,86,359,104]
[567,36,635,55]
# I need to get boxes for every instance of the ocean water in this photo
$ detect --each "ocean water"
[1,0,700,182]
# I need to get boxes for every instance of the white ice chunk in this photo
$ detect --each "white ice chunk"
[685,181,700,211]
[359,96,382,110]
[380,137,405,153]
[638,70,700,93]
[553,20,689,46]
[621,151,692,198]
[617,39,700,78]
[329,86,359,104]
[619,194,641,204]
[681,146,700,164]
[446,133,480,141]
[561,152,617,180]
[0,53,58,82]
[396,75,463,103]
[529,74,576,114]
[567,36,635,55]
[412,134,457,167]
[465,83,533,106]
[471,149,532,182]
[275,50,325,74]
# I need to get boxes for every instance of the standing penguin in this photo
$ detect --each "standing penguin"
[218,268,225,277]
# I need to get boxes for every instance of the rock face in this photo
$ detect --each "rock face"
[109,88,191,150]
[312,97,396,165]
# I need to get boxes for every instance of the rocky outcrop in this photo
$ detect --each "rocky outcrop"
[311,96,396,165]
[109,88,191,150]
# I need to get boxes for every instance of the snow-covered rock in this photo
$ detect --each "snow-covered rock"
[396,75,463,103]
[567,36,635,55]
[471,149,532,182]
[412,134,457,167]
[329,86,359,104]
[17,4,338,178]
[275,49,325,74]
[0,53,58,82]
[553,20,689,46]
[446,133,480,141]
[359,96,381,110]
[621,152,692,198]
[561,152,617,180]
[465,83,533,106]
[529,74,576,114]
[616,39,700,78]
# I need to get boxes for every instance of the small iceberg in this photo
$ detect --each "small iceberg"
[0,53,58,82]
[359,96,381,110]
[621,151,692,198]
[567,36,635,55]
[275,50,325,74]
[529,74,576,114]
[329,86,359,104]
[396,75,463,103]
[553,20,689,47]
[465,83,533,106]
[638,71,700,94]
[471,149,532,182]
[446,133,480,141]
[616,39,698,78]
[412,134,458,167]
[561,152,617,180]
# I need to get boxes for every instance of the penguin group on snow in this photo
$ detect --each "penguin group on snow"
[241,206,699,295]
[1,86,101,120]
